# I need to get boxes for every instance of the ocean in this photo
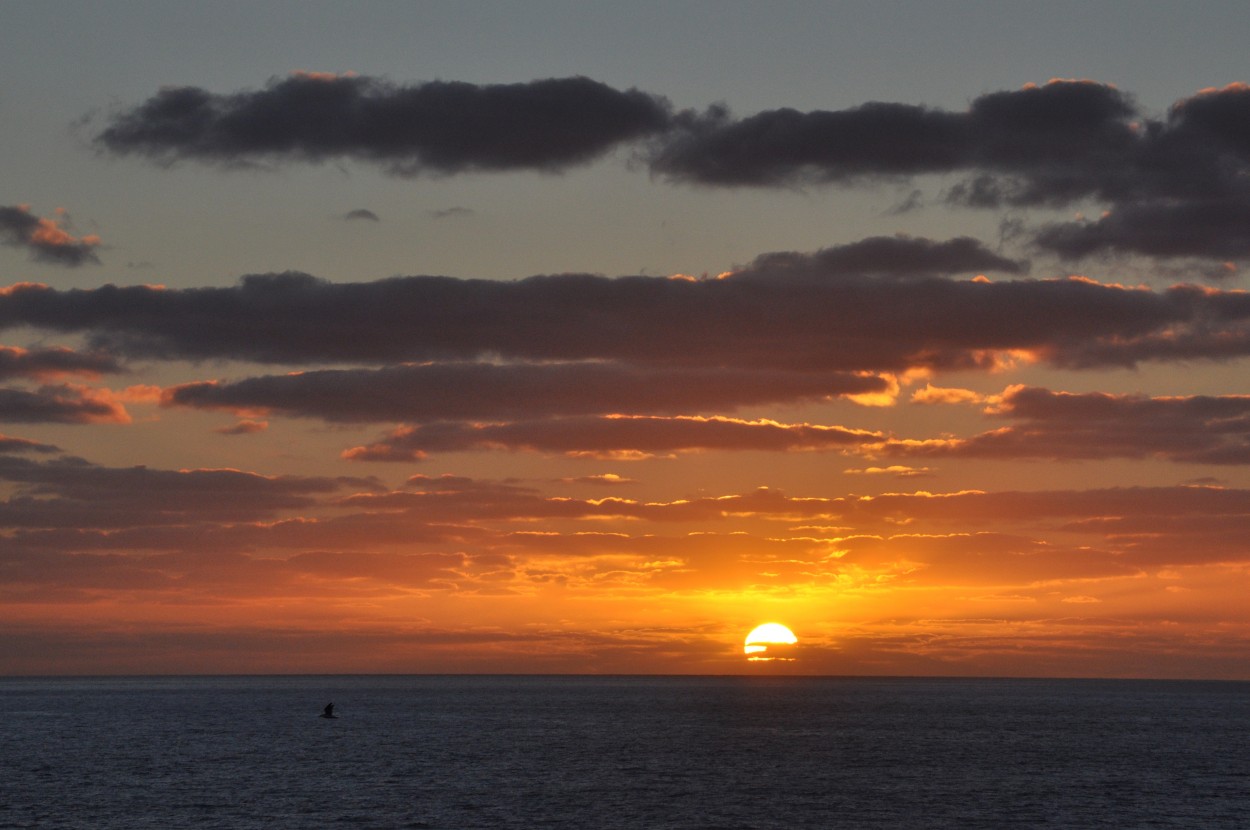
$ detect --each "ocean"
[2,675,1247,828]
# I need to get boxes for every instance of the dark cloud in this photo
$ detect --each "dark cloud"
[1036,199,1250,260]
[0,434,60,454]
[87,75,1250,263]
[647,79,1250,262]
[736,235,1026,279]
[344,415,884,461]
[0,384,128,423]
[164,363,886,423]
[650,101,968,186]
[0,546,469,605]
[342,208,380,222]
[0,205,101,267]
[95,73,673,174]
[0,451,378,529]
[0,346,122,380]
[5,236,1238,373]
[649,80,1138,196]
[894,386,1250,465]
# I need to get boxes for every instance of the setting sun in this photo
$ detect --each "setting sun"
[744,623,798,661]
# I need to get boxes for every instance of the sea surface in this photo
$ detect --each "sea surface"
[2,675,1248,828]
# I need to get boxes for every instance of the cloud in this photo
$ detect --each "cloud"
[0,205,101,266]
[835,531,1137,585]
[1036,199,1250,260]
[892,386,1250,465]
[0,434,60,454]
[563,473,635,486]
[4,444,1250,620]
[0,547,468,605]
[733,235,1026,278]
[910,384,987,405]
[343,415,885,461]
[430,206,474,220]
[646,79,1250,262]
[86,75,1250,264]
[342,208,380,222]
[0,346,122,380]
[0,451,378,529]
[0,384,129,423]
[4,237,1241,373]
[163,362,887,422]
[835,485,1250,533]
[94,74,673,174]
[649,80,1137,194]
[650,101,966,186]
[844,465,934,478]
[214,419,268,435]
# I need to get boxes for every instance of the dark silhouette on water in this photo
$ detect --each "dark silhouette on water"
[319,702,337,719]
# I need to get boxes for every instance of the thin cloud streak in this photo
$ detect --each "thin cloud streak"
[164,363,888,423]
[344,415,884,461]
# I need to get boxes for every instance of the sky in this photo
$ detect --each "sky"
[4,1,1250,677]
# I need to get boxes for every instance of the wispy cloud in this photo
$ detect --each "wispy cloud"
[430,206,474,220]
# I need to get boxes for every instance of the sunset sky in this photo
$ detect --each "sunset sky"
[4,1,1250,677]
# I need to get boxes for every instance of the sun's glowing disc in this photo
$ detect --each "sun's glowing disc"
[744,622,798,661]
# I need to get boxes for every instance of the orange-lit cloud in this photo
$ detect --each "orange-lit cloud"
[163,362,888,421]
[891,386,1250,464]
[0,346,122,380]
[215,419,269,435]
[0,205,101,266]
[345,415,885,461]
[0,384,130,424]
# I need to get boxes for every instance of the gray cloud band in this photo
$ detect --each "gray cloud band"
[0,241,1244,370]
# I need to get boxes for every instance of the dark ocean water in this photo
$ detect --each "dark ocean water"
[2,675,1248,829]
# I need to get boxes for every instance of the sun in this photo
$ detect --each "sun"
[744,622,798,661]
